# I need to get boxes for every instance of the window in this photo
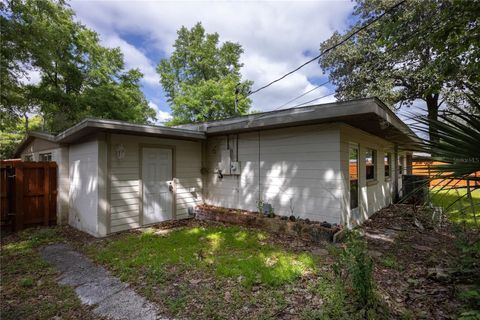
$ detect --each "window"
[398,155,404,175]
[365,149,376,180]
[39,153,52,161]
[384,153,391,178]
[349,145,359,210]
[24,154,33,161]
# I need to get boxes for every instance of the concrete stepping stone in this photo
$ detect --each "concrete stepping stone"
[41,243,166,320]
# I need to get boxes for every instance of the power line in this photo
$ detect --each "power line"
[253,10,442,117]
[290,92,337,109]
[271,80,330,110]
[247,0,407,97]
[239,0,446,126]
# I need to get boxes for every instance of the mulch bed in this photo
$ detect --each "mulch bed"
[361,204,474,319]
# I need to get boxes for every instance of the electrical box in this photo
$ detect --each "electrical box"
[230,161,241,174]
[217,149,240,175]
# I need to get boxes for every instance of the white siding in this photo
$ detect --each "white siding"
[108,134,203,233]
[340,124,403,227]
[20,138,60,161]
[68,140,99,236]
[205,124,344,223]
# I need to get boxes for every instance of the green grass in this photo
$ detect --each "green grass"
[430,188,480,227]
[0,228,96,320]
[92,225,316,287]
[86,225,320,318]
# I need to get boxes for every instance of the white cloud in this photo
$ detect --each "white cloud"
[148,101,172,124]
[18,67,41,85]
[70,0,354,112]
[104,36,160,86]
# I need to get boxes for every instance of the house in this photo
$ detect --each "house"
[14,98,416,237]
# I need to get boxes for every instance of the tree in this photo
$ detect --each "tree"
[157,22,252,125]
[318,0,479,141]
[0,114,43,159]
[0,0,156,134]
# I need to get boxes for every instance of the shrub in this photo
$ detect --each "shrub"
[333,230,376,308]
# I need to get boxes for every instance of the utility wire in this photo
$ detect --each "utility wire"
[249,91,336,123]
[247,0,407,97]
[253,11,442,117]
[238,0,449,128]
[271,80,330,111]
[256,80,335,117]
[289,92,337,109]
[245,13,442,124]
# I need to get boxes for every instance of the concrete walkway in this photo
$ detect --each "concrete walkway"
[41,243,165,320]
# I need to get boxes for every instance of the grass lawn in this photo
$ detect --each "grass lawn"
[1,213,470,319]
[85,224,350,319]
[0,228,97,320]
[430,187,480,228]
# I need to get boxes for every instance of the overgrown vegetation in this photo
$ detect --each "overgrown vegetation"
[0,228,96,319]
[330,231,384,318]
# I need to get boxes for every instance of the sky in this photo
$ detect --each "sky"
[68,0,357,123]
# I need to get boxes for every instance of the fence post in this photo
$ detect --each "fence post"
[43,163,50,226]
[466,178,478,227]
[15,163,24,231]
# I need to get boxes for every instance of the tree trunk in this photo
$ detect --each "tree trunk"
[426,93,439,143]
[23,112,29,132]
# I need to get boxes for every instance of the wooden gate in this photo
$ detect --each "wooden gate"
[1,160,57,231]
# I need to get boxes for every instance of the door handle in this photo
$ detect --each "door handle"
[168,182,174,192]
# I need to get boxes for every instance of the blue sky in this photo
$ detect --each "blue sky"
[68,0,356,123]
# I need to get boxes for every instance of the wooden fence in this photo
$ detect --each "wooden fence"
[412,161,480,188]
[1,160,57,232]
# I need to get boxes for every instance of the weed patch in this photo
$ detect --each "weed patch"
[1,228,96,320]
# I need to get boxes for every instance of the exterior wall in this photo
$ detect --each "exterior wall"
[205,124,344,223]
[340,124,406,227]
[68,139,99,237]
[56,146,69,225]
[108,134,203,233]
[20,139,59,160]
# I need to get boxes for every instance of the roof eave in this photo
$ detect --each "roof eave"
[13,131,57,158]
[55,119,206,143]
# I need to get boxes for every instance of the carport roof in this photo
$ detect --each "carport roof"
[14,97,419,157]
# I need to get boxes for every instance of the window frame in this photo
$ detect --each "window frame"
[39,153,52,162]
[365,148,377,181]
[398,155,404,175]
[384,152,391,179]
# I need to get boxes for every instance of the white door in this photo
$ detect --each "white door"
[142,148,173,224]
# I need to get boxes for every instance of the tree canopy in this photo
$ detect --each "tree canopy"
[0,0,156,138]
[318,0,479,140]
[157,22,252,125]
